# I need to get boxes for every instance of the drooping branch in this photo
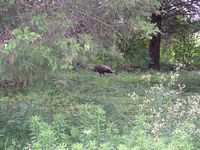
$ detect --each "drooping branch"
[72,9,122,37]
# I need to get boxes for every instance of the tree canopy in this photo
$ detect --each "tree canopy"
[0,0,200,74]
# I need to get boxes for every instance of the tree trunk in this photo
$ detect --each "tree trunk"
[149,13,162,70]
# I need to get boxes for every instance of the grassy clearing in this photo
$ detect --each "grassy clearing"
[0,70,200,149]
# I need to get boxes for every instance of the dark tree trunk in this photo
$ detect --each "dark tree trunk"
[149,13,162,70]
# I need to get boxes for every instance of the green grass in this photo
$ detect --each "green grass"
[0,70,200,149]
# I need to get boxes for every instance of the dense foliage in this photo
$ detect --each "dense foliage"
[0,0,200,149]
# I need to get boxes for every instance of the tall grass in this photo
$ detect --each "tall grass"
[22,107,195,150]
[0,70,199,149]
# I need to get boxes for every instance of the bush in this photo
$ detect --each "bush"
[161,34,200,67]
[23,109,195,150]
[0,27,82,88]
[117,33,150,68]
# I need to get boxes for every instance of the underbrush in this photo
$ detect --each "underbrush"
[0,70,199,149]
[1,106,196,150]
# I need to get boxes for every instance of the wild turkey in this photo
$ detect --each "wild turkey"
[91,64,114,76]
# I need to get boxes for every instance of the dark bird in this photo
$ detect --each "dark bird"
[91,64,114,76]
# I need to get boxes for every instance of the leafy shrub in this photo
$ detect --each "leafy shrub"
[0,27,82,87]
[161,34,200,67]
[129,72,200,149]
[23,108,195,150]
[117,33,150,68]
[74,35,125,68]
